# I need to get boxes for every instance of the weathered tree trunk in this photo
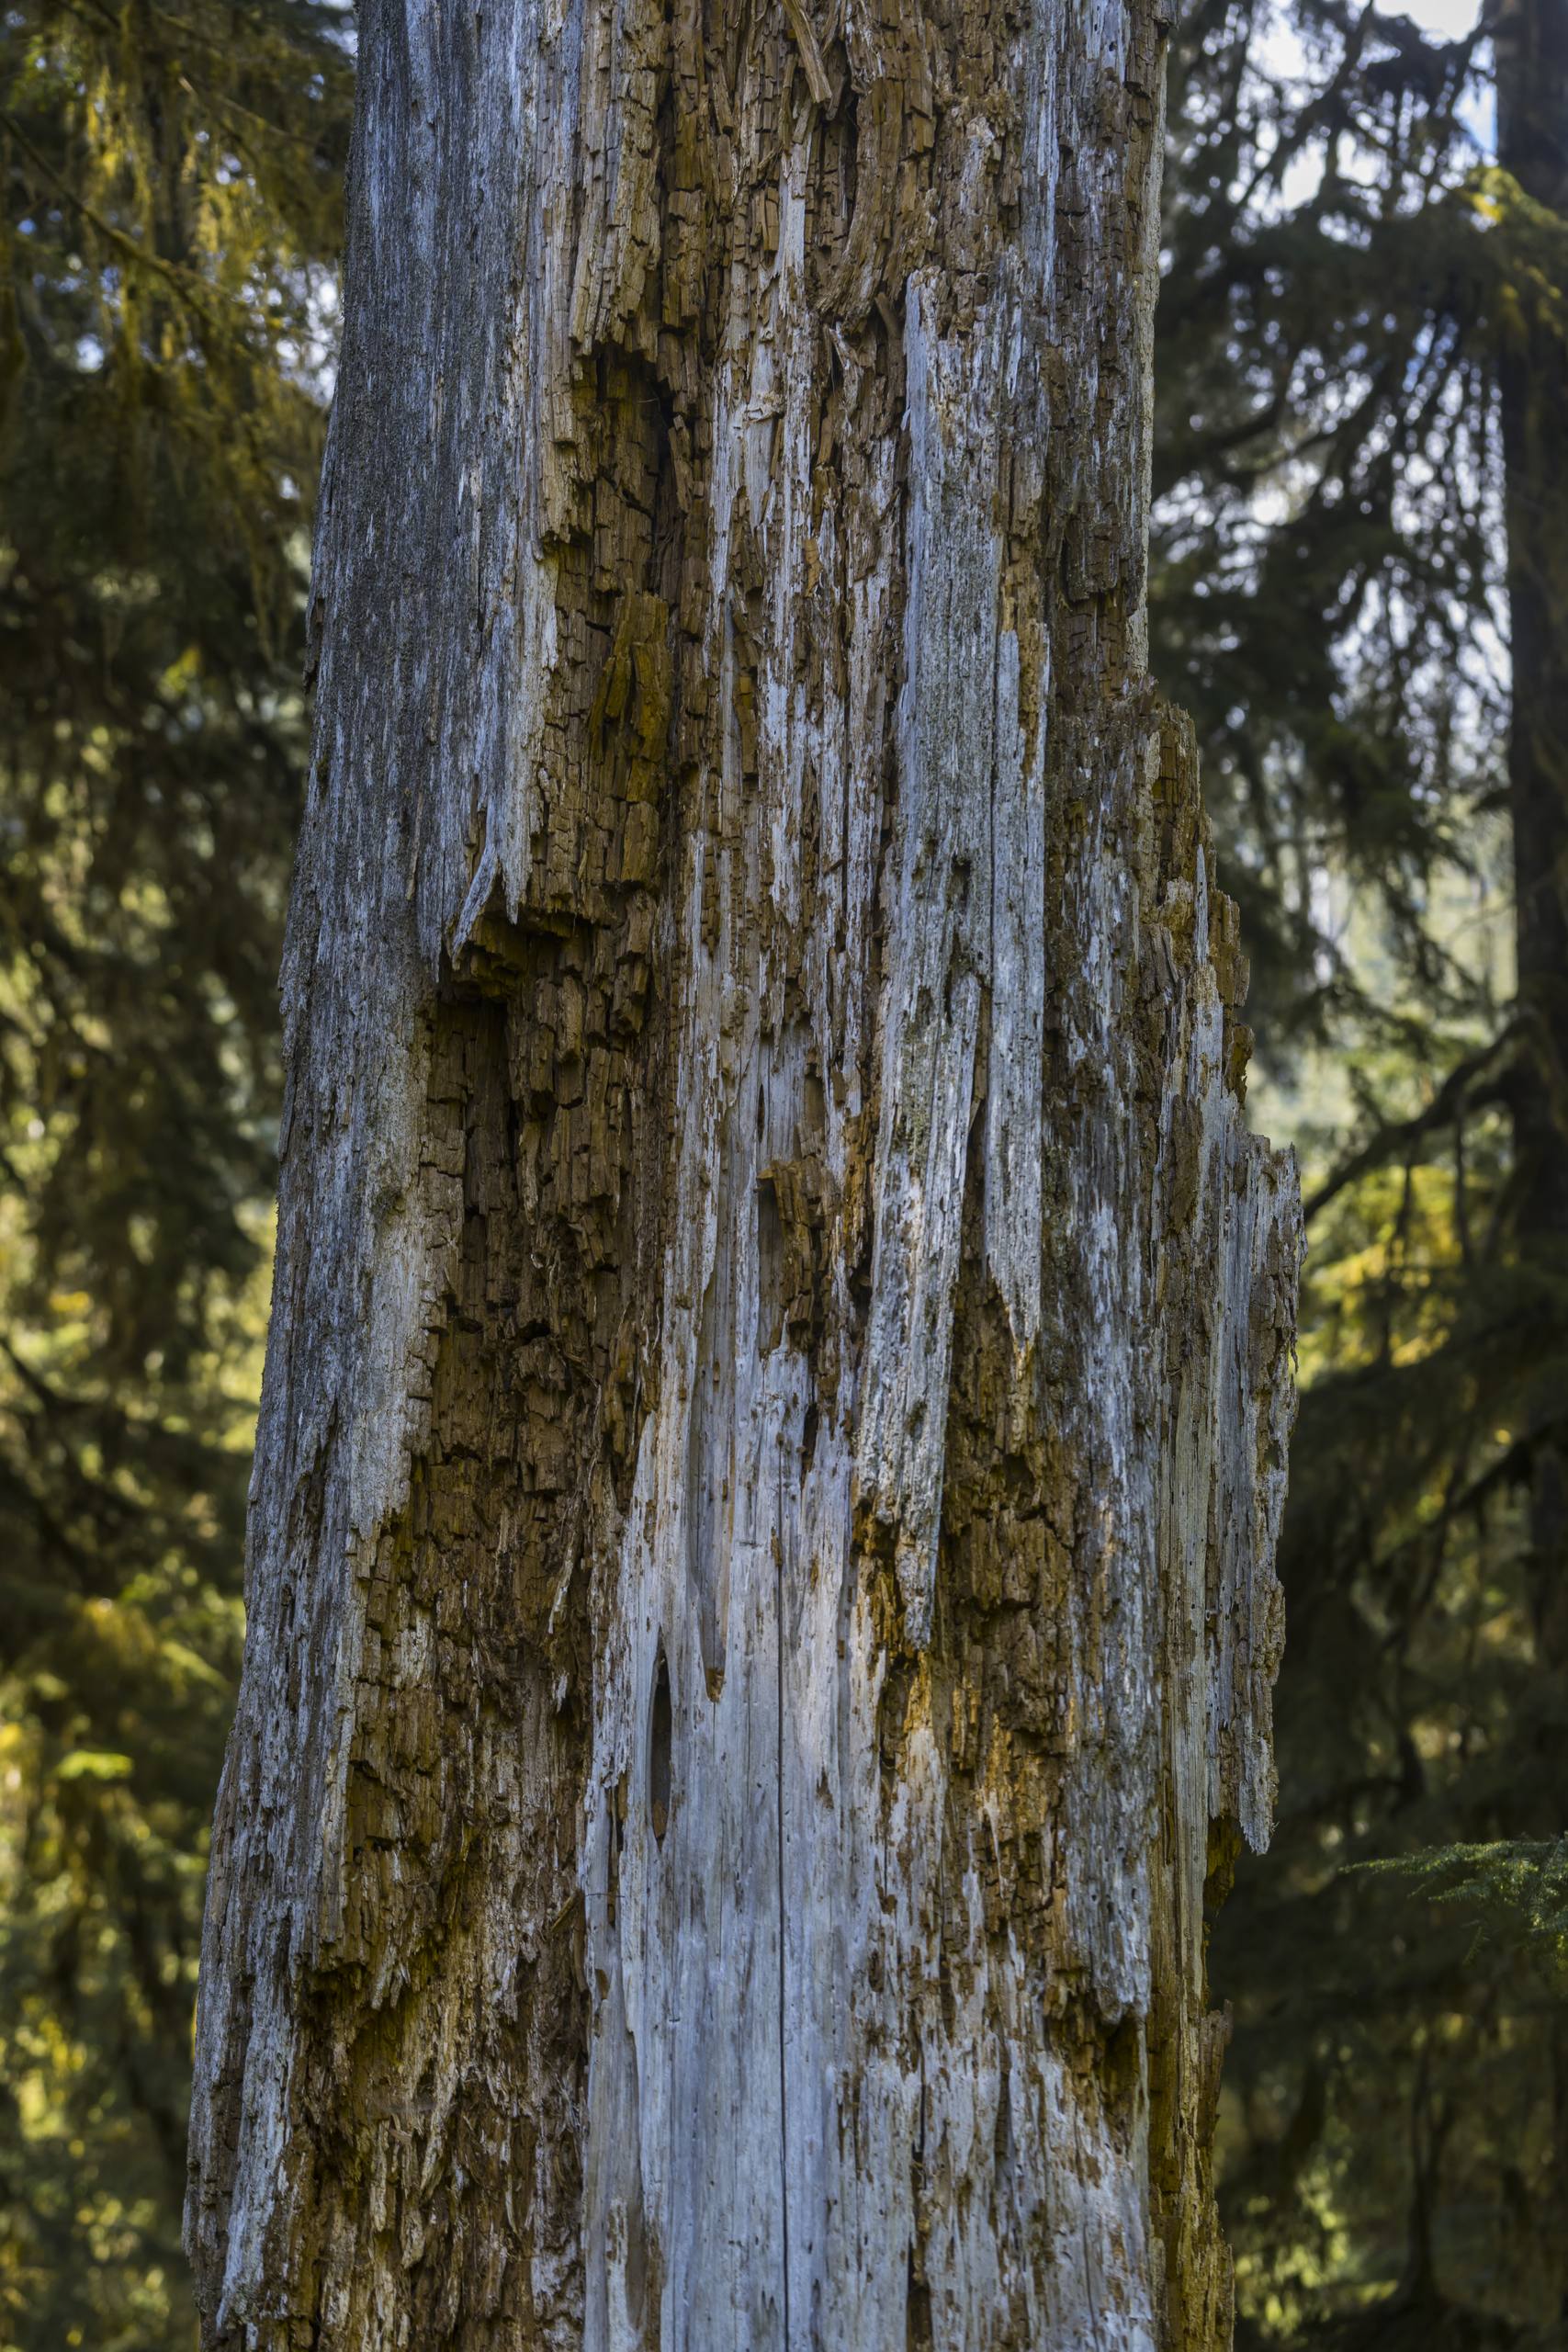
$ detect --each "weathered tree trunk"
[186,1,1300,2344]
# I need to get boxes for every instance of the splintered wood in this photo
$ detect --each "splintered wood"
[186,1,1302,2346]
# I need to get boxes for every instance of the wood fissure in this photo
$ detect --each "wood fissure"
[186,0,1302,2345]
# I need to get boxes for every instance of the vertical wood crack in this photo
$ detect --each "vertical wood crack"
[774,1425,793,2352]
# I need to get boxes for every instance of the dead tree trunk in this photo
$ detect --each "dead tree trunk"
[186,1,1301,2344]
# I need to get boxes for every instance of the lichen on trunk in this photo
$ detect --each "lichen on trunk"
[186,1,1302,2346]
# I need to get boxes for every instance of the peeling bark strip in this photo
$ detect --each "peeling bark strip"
[186,0,1301,2344]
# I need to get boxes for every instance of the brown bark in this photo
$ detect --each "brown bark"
[185,2,1301,2345]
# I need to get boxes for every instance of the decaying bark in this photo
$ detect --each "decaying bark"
[186,0,1301,2343]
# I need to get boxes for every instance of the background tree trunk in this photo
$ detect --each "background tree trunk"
[185,0,1300,2344]
[1495,0,1568,2306]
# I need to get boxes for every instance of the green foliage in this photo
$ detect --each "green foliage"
[1155,0,1506,1051]
[1156,0,1568,2340]
[0,3,347,2342]
[1353,1838,1568,1986]
[1222,1007,1568,2345]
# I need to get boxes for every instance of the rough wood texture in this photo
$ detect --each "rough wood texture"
[186,0,1302,2343]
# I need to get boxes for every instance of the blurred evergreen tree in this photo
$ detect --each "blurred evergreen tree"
[1155,0,1568,2339]
[0,4,346,2342]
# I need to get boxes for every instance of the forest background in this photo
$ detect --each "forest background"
[1,0,1564,2343]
